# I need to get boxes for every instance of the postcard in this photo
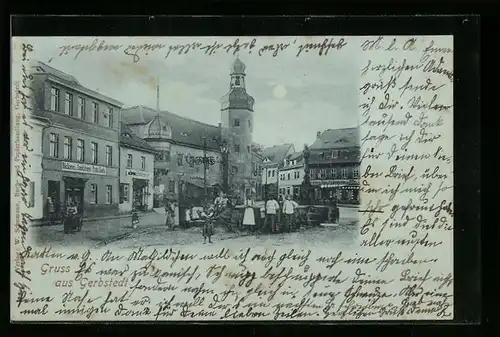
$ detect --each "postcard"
[11,35,453,321]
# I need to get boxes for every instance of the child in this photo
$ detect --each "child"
[131,209,140,229]
[200,205,215,244]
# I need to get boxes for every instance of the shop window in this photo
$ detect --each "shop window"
[90,184,97,204]
[49,133,59,158]
[50,87,60,112]
[120,183,129,203]
[63,136,72,160]
[127,154,133,168]
[106,185,112,204]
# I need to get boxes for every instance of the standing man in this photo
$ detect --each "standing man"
[265,195,280,234]
[283,195,299,232]
[165,199,175,229]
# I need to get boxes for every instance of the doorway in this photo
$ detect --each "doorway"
[132,178,148,211]
[63,177,88,214]
[47,180,61,216]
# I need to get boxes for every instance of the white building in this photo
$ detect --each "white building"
[24,113,51,220]
[260,143,295,199]
[119,123,156,213]
[278,151,304,200]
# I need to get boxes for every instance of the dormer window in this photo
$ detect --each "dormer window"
[121,132,132,138]
[180,132,189,137]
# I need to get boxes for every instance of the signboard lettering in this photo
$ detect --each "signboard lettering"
[61,161,106,175]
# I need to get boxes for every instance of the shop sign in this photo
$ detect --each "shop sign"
[126,169,151,178]
[61,161,106,175]
[310,179,358,187]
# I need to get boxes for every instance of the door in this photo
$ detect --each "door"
[47,180,61,215]
[65,187,84,213]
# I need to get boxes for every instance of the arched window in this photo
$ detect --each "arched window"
[235,76,240,86]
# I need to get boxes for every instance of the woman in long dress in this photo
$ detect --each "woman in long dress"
[243,197,256,231]
[200,206,214,244]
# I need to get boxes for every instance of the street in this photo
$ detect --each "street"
[30,207,359,249]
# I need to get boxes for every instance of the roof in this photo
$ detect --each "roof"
[32,61,123,107]
[220,87,255,111]
[231,57,246,75]
[286,151,304,161]
[310,127,360,150]
[261,143,294,165]
[119,122,157,154]
[143,115,173,140]
[121,105,222,151]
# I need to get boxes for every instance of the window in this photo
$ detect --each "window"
[49,133,59,157]
[63,136,72,160]
[106,146,112,166]
[127,154,133,168]
[77,97,85,119]
[248,119,251,128]
[287,173,291,180]
[120,183,129,203]
[341,167,348,178]
[177,153,183,166]
[141,156,146,170]
[320,168,327,179]
[107,108,113,127]
[90,184,97,204]
[232,166,238,175]
[330,168,337,178]
[234,144,240,153]
[168,181,175,193]
[268,170,271,178]
[106,185,112,204]
[28,181,35,207]
[247,145,250,153]
[50,87,60,112]
[235,77,240,86]
[76,139,84,162]
[91,142,98,164]
[309,169,316,179]
[353,167,360,178]
[271,170,275,177]
[92,102,99,123]
[64,93,73,115]
[287,187,291,195]
[332,150,339,159]
[234,119,240,127]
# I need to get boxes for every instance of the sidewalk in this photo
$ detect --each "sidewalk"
[30,210,156,227]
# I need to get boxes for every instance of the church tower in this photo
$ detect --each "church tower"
[220,57,255,198]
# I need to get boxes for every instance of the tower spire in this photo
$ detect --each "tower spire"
[156,76,160,117]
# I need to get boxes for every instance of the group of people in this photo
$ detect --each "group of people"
[264,194,300,233]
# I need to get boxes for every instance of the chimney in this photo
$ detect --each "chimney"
[316,131,321,139]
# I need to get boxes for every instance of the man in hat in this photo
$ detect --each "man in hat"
[265,195,280,234]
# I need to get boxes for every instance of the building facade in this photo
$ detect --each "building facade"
[308,127,360,205]
[260,144,295,200]
[20,113,51,220]
[278,152,304,200]
[31,62,123,219]
[119,123,156,213]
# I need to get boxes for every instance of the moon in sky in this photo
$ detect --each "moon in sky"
[273,85,287,99]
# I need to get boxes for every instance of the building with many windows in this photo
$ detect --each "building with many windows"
[278,151,305,200]
[260,143,295,199]
[308,127,360,204]
[31,61,123,219]
[119,123,156,213]
[122,57,260,209]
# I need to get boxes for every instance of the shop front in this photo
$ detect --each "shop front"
[119,168,153,213]
[310,179,360,205]
[43,160,119,219]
